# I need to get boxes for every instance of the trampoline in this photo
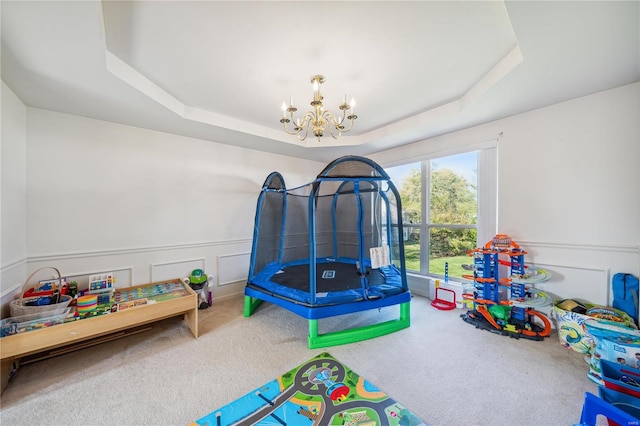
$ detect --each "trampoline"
[245,155,411,348]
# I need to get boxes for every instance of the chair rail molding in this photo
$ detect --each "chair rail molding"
[25,238,253,263]
[517,240,640,254]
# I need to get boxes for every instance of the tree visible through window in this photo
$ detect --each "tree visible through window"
[386,151,478,279]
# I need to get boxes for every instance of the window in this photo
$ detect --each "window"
[385,144,496,280]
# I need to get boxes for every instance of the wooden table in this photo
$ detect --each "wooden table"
[0,279,198,393]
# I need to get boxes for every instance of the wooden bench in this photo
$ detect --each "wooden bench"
[0,279,198,393]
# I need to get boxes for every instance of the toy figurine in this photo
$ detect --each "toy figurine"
[187,269,211,310]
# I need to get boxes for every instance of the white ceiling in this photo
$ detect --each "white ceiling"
[2,1,638,163]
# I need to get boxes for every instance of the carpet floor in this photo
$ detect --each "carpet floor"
[0,294,597,425]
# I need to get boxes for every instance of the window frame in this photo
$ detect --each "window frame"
[383,139,497,281]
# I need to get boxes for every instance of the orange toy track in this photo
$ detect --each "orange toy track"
[462,274,495,283]
[462,295,552,338]
[519,309,552,337]
[462,293,508,306]
[498,259,528,268]
[461,275,512,285]
[462,294,511,306]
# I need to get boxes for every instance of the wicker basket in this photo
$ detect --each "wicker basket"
[9,267,73,318]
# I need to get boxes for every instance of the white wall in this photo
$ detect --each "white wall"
[371,82,640,307]
[2,106,323,306]
[1,82,28,309]
[3,82,639,313]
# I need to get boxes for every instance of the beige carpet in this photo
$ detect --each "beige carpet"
[0,295,597,425]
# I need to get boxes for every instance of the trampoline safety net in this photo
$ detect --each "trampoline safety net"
[247,155,409,308]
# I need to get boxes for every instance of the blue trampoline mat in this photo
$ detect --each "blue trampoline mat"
[248,257,405,307]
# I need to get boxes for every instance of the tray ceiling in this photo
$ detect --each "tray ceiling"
[2,1,638,162]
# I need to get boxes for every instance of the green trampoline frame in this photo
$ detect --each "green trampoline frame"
[244,295,411,349]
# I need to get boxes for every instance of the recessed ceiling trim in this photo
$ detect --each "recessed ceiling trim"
[461,45,523,109]
[354,45,523,145]
[104,50,296,145]
[104,41,522,150]
[100,1,521,149]
[105,51,185,116]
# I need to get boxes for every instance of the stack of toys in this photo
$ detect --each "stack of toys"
[460,234,553,340]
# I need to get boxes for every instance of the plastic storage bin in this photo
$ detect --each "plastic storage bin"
[0,308,71,337]
[553,300,595,353]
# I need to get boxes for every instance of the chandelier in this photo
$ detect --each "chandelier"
[280,75,357,142]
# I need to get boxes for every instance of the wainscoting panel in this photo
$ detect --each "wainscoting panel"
[1,258,27,299]
[1,239,255,315]
[533,262,610,306]
[217,253,250,286]
[408,240,639,309]
[64,267,134,289]
[517,240,639,307]
[151,258,205,283]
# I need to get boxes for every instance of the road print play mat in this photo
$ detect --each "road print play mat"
[191,352,427,426]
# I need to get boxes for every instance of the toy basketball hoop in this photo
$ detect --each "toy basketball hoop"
[431,287,457,310]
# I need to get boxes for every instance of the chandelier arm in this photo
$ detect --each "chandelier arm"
[324,110,335,125]
[285,108,300,134]
[327,124,341,139]
[321,109,334,126]
[320,110,341,139]
[298,116,312,141]
[282,120,298,135]
[285,111,313,136]
[301,110,315,126]
[340,115,357,133]
[334,108,347,127]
